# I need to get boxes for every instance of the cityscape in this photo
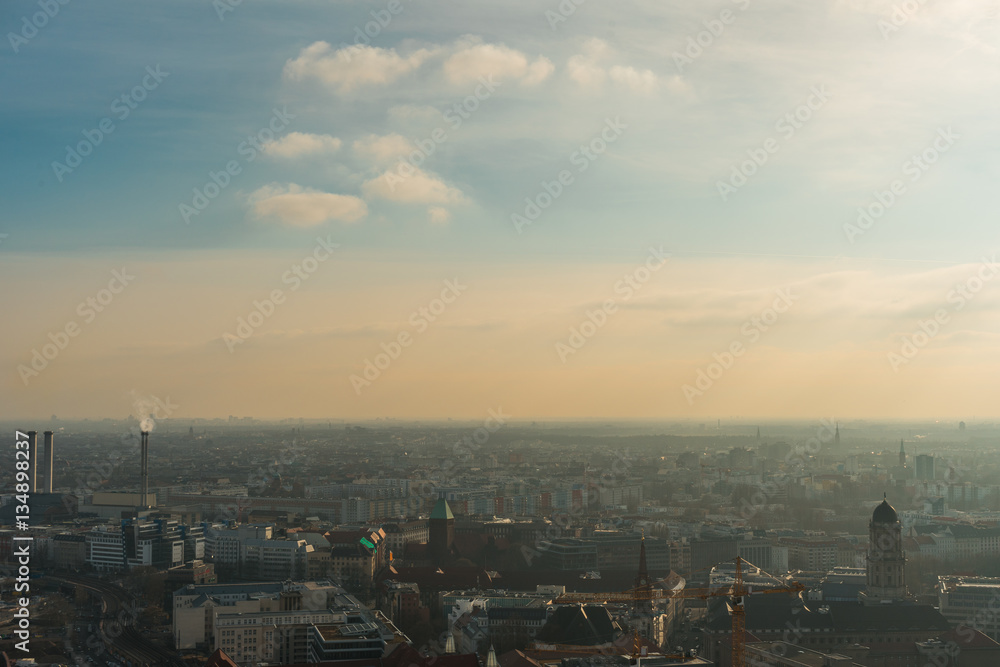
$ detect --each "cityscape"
[3,1,1000,667]
[4,419,1000,666]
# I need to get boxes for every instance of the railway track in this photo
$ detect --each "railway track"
[53,575,187,667]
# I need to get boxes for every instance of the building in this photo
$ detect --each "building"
[173,580,349,651]
[430,497,456,565]
[864,495,906,602]
[703,596,951,667]
[779,537,837,572]
[50,533,87,570]
[307,619,396,662]
[916,455,935,481]
[85,518,188,571]
[745,641,864,666]
[938,577,1000,642]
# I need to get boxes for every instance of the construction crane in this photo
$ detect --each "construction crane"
[553,556,806,667]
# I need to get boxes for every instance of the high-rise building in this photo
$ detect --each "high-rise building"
[915,454,935,481]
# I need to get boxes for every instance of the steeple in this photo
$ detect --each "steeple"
[899,439,906,467]
[634,531,651,613]
[835,422,840,445]
[637,532,649,585]
[756,426,760,441]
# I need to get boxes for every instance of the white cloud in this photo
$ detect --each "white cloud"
[567,37,659,94]
[443,39,554,86]
[262,132,342,158]
[428,207,451,225]
[353,133,416,166]
[283,41,433,92]
[523,57,556,86]
[361,167,465,205]
[249,183,368,226]
[388,104,442,124]
[568,53,607,89]
[609,65,659,94]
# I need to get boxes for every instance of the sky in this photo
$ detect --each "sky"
[2,0,1000,421]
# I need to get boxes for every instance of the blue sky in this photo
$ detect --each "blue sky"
[3,0,1000,420]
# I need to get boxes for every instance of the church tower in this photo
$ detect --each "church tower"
[866,494,907,602]
[899,439,906,467]
[429,497,455,566]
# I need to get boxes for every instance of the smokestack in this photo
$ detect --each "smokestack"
[140,431,149,509]
[43,431,54,494]
[25,431,37,493]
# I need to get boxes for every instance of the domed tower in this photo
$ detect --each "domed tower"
[866,494,906,602]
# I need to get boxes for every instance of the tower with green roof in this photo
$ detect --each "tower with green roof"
[430,497,455,565]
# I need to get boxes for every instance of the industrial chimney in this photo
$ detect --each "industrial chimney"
[43,431,54,494]
[25,431,38,493]
[140,430,150,509]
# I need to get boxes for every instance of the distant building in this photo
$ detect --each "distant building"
[779,536,837,572]
[916,454,935,481]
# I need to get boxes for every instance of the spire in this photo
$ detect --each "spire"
[634,531,651,613]
[638,531,648,581]
[444,634,456,655]
[835,423,840,444]
[486,645,499,667]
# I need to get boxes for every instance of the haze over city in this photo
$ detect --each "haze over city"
[4,2,1000,667]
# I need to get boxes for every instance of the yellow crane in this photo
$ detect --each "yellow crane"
[553,557,806,667]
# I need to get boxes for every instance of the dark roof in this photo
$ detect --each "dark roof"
[488,606,549,621]
[872,498,898,524]
[278,643,480,667]
[535,605,620,646]
[706,596,950,634]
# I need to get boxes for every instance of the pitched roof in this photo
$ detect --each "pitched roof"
[535,605,620,646]
[431,498,455,520]
[205,648,241,667]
